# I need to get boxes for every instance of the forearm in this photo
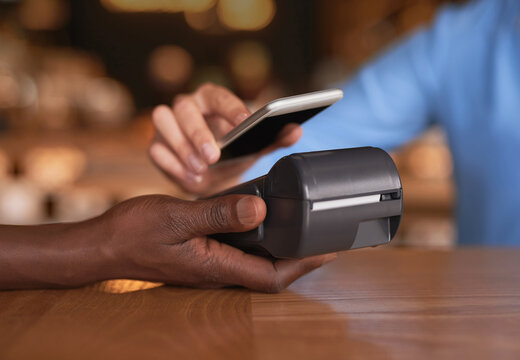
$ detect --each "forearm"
[0,218,117,289]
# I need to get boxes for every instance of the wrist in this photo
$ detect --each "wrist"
[55,216,123,287]
[0,218,119,289]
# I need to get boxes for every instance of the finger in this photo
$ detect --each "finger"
[275,123,303,147]
[260,123,303,156]
[152,105,207,175]
[168,195,266,238]
[206,115,234,139]
[199,238,338,292]
[173,96,221,165]
[203,156,261,194]
[194,83,251,126]
[148,139,203,184]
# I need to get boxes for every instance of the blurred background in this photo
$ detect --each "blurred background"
[0,0,458,247]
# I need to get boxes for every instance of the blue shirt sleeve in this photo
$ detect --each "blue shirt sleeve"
[242,2,460,180]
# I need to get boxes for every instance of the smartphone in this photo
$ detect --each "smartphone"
[217,89,343,160]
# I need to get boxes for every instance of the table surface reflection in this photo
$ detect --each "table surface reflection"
[0,248,519,360]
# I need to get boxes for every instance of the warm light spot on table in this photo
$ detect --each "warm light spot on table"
[96,279,164,294]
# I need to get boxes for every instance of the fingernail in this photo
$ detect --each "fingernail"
[201,142,220,163]
[188,154,206,174]
[235,112,249,124]
[236,197,258,226]
[185,171,202,183]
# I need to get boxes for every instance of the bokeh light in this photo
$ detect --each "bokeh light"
[80,78,134,127]
[0,149,10,180]
[22,146,87,190]
[55,186,112,222]
[148,45,194,90]
[40,50,105,79]
[101,0,215,13]
[217,0,276,31]
[0,179,45,225]
[0,69,21,109]
[33,51,107,129]
[36,74,74,129]
[182,0,216,13]
[17,75,38,109]
[229,41,271,92]
[190,65,231,90]
[0,33,29,72]
[100,0,275,31]
[18,0,69,31]
[184,7,219,32]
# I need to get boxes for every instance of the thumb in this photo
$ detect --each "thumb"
[175,195,266,239]
[276,123,303,148]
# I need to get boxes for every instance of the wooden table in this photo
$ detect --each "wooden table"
[0,248,519,360]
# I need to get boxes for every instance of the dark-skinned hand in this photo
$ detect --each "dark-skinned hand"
[0,194,336,292]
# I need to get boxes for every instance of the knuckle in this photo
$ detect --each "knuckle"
[266,276,284,293]
[170,136,188,152]
[173,97,192,113]
[174,94,188,104]
[199,82,215,93]
[152,104,169,116]
[189,238,212,261]
[163,202,194,238]
[204,200,231,233]
[301,259,320,273]
[187,128,208,145]
[186,239,221,283]
[214,92,231,108]
[172,141,193,161]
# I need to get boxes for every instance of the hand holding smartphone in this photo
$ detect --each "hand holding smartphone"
[149,83,343,195]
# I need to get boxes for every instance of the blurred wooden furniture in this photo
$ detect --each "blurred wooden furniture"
[0,248,519,360]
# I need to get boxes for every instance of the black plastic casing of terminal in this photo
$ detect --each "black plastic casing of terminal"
[212,147,403,259]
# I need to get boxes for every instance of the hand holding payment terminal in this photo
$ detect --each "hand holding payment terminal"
[212,147,403,259]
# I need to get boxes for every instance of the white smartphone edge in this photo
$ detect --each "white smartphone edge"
[216,88,344,149]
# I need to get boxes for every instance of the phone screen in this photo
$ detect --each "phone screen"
[219,105,328,161]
